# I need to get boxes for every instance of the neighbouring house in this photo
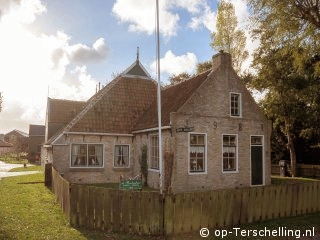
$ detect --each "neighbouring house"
[41,98,86,164]
[4,129,28,154]
[0,134,13,155]
[28,124,45,164]
[43,51,271,192]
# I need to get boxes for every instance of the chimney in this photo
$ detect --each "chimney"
[212,50,232,69]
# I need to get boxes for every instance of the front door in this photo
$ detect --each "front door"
[251,136,263,185]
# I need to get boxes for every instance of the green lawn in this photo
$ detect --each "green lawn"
[0,172,319,239]
[0,173,117,240]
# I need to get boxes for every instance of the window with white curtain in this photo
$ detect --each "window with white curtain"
[189,133,206,173]
[223,135,237,172]
[114,145,130,168]
[71,144,103,167]
[150,135,159,170]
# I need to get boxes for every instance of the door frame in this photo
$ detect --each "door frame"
[250,135,265,186]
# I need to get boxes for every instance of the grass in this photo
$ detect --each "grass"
[0,172,319,239]
[8,165,43,172]
[271,175,320,185]
[0,173,160,240]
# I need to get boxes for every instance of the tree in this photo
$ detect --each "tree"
[210,0,248,73]
[196,61,212,74]
[248,0,320,75]
[248,0,320,175]
[168,72,192,85]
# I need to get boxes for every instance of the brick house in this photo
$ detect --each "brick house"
[0,134,13,155]
[28,124,45,163]
[4,129,28,154]
[43,52,271,192]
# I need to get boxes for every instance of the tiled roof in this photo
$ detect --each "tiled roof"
[48,57,213,140]
[5,129,29,138]
[68,76,157,133]
[134,70,211,131]
[47,98,86,124]
[29,125,45,136]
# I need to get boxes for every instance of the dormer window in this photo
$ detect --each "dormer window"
[230,92,241,117]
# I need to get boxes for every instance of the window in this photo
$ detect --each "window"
[114,145,129,168]
[71,144,103,167]
[150,135,159,170]
[189,133,206,173]
[230,93,241,117]
[223,135,237,172]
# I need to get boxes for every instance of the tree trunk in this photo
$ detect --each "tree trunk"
[285,118,297,177]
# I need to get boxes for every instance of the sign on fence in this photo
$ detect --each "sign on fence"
[119,175,142,190]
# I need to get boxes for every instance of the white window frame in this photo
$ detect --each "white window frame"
[222,134,238,173]
[113,144,130,168]
[149,134,159,171]
[70,143,104,168]
[230,92,242,117]
[188,132,207,175]
[250,135,265,186]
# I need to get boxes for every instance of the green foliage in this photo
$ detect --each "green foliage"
[247,0,320,167]
[140,144,148,186]
[210,0,248,73]
[168,72,192,85]
[196,60,212,74]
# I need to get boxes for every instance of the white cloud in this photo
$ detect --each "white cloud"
[170,0,203,14]
[188,2,216,32]
[112,0,212,38]
[150,50,198,76]
[0,0,46,23]
[112,0,179,37]
[67,38,109,64]
[0,1,106,134]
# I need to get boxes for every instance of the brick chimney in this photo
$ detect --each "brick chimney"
[212,50,232,69]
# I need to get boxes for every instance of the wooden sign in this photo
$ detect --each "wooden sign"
[119,179,142,190]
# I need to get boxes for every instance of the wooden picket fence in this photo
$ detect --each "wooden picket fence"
[51,167,320,236]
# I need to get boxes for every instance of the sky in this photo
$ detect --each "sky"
[0,0,257,134]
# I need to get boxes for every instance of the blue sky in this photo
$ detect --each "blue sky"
[0,0,254,134]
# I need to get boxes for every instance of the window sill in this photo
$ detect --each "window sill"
[113,167,131,172]
[222,170,239,174]
[188,171,207,175]
[69,167,104,172]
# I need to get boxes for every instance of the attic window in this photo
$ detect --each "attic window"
[230,93,241,117]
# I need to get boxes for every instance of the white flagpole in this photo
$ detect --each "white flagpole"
[156,0,163,195]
